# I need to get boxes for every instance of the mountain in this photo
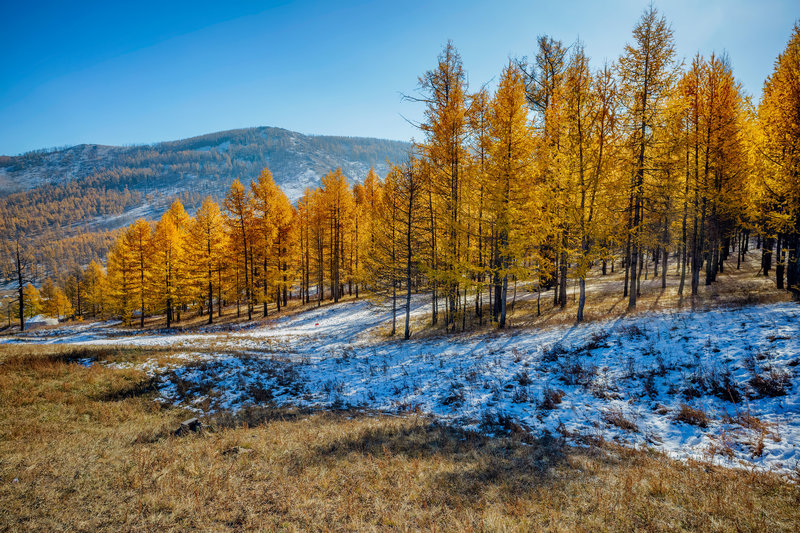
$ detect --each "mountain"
[0,126,411,201]
[0,127,411,277]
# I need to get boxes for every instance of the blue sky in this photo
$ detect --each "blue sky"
[1,0,796,155]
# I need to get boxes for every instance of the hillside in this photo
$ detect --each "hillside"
[7,293,800,476]
[0,127,410,201]
[0,127,410,276]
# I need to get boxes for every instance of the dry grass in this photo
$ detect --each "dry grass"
[603,408,640,433]
[507,250,790,329]
[1,344,799,532]
[675,404,711,428]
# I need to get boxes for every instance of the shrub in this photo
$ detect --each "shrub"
[514,369,533,386]
[603,409,639,433]
[582,331,610,352]
[479,411,532,440]
[441,382,465,407]
[642,372,658,399]
[540,388,566,410]
[682,371,706,399]
[511,387,529,404]
[749,368,791,398]
[708,367,742,403]
[654,404,670,415]
[247,382,274,403]
[542,343,567,363]
[619,324,645,339]
[558,356,597,387]
[724,412,767,432]
[674,403,709,428]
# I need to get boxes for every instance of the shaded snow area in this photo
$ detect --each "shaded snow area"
[7,300,800,475]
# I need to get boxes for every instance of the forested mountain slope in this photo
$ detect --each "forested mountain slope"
[0,127,410,276]
[0,126,410,200]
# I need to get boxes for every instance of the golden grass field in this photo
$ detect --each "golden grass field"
[1,343,798,532]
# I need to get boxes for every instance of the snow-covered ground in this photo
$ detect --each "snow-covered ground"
[5,299,800,475]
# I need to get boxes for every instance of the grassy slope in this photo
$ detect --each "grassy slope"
[1,345,798,532]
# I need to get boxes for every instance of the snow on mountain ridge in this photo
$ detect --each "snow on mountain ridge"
[0,126,411,201]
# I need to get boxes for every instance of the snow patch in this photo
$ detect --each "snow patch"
[7,299,800,475]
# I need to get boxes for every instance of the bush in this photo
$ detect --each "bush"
[514,369,533,386]
[603,409,639,433]
[441,382,465,407]
[540,388,566,410]
[582,331,610,352]
[708,368,742,403]
[542,343,567,363]
[511,387,530,404]
[479,411,532,440]
[750,368,791,398]
[643,372,658,399]
[682,372,705,399]
[559,356,597,387]
[674,403,709,428]
[619,324,645,339]
[247,382,274,403]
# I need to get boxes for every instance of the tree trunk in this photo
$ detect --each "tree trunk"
[391,280,397,336]
[16,242,24,331]
[559,237,568,309]
[207,276,213,326]
[762,236,774,277]
[499,275,508,328]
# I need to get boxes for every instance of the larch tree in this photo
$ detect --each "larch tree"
[166,199,192,319]
[106,233,136,325]
[519,35,568,307]
[414,41,470,332]
[40,278,73,319]
[308,187,327,306]
[22,283,42,319]
[84,260,108,318]
[224,179,255,320]
[368,167,402,335]
[62,267,86,318]
[251,168,280,316]
[352,182,367,298]
[702,54,748,286]
[124,219,152,328]
[617,5,677,309]
[320,169,352,303]
[467,88,492,322]
[562,47,619,322]
[296,188,313,304]
[189,197,225,324]
[486,62,536,328]
[151,211,182,327]
[675,56,703,296]
[759,21,800,298]
[272,188,295,311]
[395,157,425,339]
[679,53,749,294]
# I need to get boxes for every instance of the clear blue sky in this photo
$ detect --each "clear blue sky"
[1,0,796,155]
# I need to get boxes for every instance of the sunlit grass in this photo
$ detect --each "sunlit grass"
[1,344,798,531]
